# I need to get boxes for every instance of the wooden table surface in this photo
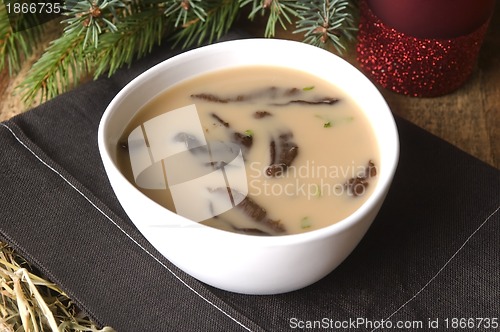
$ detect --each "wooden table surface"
[1,6,498,169]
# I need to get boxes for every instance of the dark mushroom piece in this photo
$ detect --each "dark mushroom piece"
[271,97,340,106]
[173,132,208,155]
[253,110,273,119]
[209,188,286,235]
[210,112,230,127]
[266,132,299,177]
[345,160,378,197]
[190,93,231,103]
[209,113,253,154]
[192,86,339,106]
[233,132,253,150]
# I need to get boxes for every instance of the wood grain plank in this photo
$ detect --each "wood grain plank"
[383,71,494,167]
[478,5,500,168]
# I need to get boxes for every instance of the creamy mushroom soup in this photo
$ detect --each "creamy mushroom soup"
[116,66,379,235]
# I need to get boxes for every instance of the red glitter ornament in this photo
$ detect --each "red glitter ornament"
[356,0,492,97]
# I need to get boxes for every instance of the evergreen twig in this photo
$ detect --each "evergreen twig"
[294,0,358,53]
[62,0,128,49]
[172,0,240,48]
[241,0,307,37]
[7,0,358,106]
[17,29,88,104]
[164,0,207,28]
[93,7,168,78]
[0,5,43,76]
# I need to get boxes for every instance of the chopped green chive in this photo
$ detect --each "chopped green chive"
[315,114,331,128]
[312,184,322,197]
[244,129,254,137]
[315,114,355,128]
[300,217,312,229]
[303,86,315,91]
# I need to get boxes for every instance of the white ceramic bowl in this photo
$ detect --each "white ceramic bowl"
[98,39,399,295]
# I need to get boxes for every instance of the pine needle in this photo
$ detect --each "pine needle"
[16,28,89,105]
[241,0,307,38]
[0,5,43,76]
[172,0,241,48]
[92,7,168,78]
[294,0,358,53]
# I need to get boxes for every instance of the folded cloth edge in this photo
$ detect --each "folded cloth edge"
[0,120,265,332]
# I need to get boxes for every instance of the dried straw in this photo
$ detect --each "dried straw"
[0,242,115,332]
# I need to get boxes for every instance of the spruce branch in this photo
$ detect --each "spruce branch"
[241,0,307,37]
[0,5,43,76]
[10,0,358,107]
[294,0,358,53]
[17,29,89,104]
[18,5,169,104]
[164,0,207,28]
[62,0,128,48]
[92,7,168,78]
[171,0,240,48]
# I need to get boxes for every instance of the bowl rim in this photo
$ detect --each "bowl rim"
[98,38,400,246]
